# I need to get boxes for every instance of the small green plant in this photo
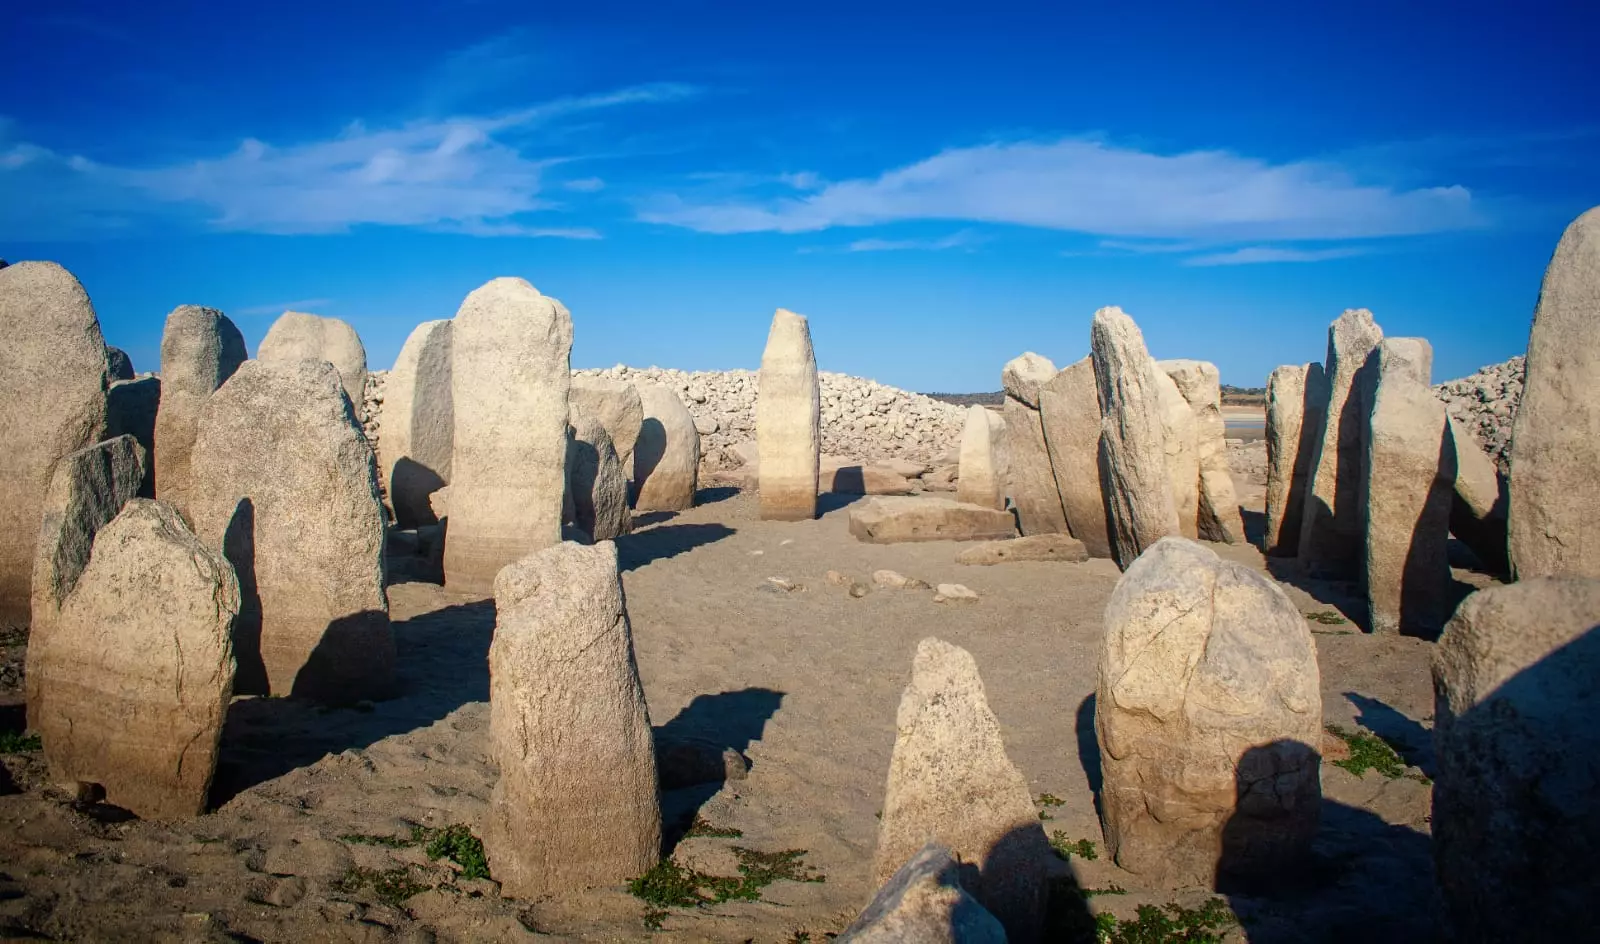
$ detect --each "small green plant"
[340,831,419,848]
[1050,832,1099,861]
[642,907,669,930]
[423,824,490,880]
[0,731,41,753]
[1037,793,1065,807]
[336,866,429,907]
[731,847,825,892]
[1100,898,1235,943]
[1305,611,1348,625]
[628,848,825,928]
[1083,883,1127,898]
[684,816,743,839]
[1325,724,1408,780]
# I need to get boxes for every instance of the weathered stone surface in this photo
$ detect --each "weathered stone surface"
[1098,537,1321,887]
[1039,356,1112,559]
[1162,360,1245,544]
[956,406,1007,510]
[838,843,1006,944]
[1446,416,1509,573]
[1509,206,1600,580]
[1002,396,1067,536]
[1153,369,1201,540]
[153,306,247,518]
[1091,307,1180,570]
[484,541,660,896]
[257,311,368,407]
[34,499,237,819]
[107,376,160,497]
[0,262,110,623]
[873,638,1048,942]
[570,377,644,471]
[956,533,1088,566]
[1000,352,1055,408]
[1299,308,1383,576]
[1264,364,1328,556]
[932,584,980,604]
[1432,578,1600,943]
[567,414,631,542]
[633,384,699,512]
[757,308,821,521]
[444,278,572,595]
[189,359,393,702]
[821,456,913,495]
[1364,339,1453,636]
[106,346,134,380]
[378,319,453,528]
[849,497,1016,545]
[25,435,146,730]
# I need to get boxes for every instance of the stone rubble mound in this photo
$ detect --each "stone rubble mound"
[1432,355,1523,473]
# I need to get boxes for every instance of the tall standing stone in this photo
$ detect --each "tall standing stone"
[379,319,454,527]
[106,377,160,498]
[1091,307,1180,570]
[1162,360,1245,543]
[484,541,660,896]
[633,384,700,512]
[956,406,1007,511]
[257,311,368,407]
[1299,308,1383,576]
[873,638,1049,943]
[1153,370,1201,540]
[25,435,146,730]
[189,359,393,702]
[34,499,237,819]
[0,262,110,623]
[1446,417,1509,574]
[444,279,572,595]
[1039,356,1113,558]
[567,414,631,542]
[153,306,248,517]
[1001,353,1069,536]
[1509,205,1600,580]
[1264,363,1328,556]
[571,377,644,472]
[1098,537,1322,887]
[757,308,821,521]
[1432,578,1600,943]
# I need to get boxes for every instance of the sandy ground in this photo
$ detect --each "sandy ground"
[0,458,1485,943]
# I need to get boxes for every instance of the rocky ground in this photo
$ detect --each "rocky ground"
[1432,355,1523,473]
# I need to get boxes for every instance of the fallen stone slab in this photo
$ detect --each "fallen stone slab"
[848,497,1017,544]
[956,533,1089,565]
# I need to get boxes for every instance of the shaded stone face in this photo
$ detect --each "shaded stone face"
[1264,363,1328,557]
[633,383,699,512]
[838,843,1006,944]
[153,305,248,518]
[571,377,644,470]
[999,354,1070,537]
[566,414,631,542]
[1299,308,1383,577]
[1090,307,1179,569]
[956,404,1007,511]
[257,310,369,408]
[756,308,821,521]
[378,319,453,528]
[1039,357,1113,558]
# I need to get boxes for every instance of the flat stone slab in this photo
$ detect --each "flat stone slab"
[848,497,1016,544]
[956,533,1089,565]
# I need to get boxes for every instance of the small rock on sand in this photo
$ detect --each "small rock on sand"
[933,584,979,604]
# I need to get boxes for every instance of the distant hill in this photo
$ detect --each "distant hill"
[922,391,1004,407]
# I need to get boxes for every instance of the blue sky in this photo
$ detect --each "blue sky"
[3,1,1596,392]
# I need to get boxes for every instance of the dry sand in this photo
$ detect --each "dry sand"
[0,463,1490,942]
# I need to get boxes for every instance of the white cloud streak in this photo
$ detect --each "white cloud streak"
[847,230,983,252]
[1181,245,1371,266]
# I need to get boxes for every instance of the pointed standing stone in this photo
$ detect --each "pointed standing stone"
[189,359,393,702]
[757,309,821,520]
[1509,205,1600,580]
[956,406,1007,511]
[153,306,248,517]
[258,311,369,407]
[1153,370,1201,539]
[571,377,644,472]
[444,279,573,595]
[484,541,660,896]
[34,499,237,819]
[1299,309,1383,576]
[379,319,454,527]
[1039,356,1113,558]
[566,414,631,542]
[1001,353,1068,536]
[873,638,1049,943]
[0,262,110,623]
[633,384,700,512]
[1162,360,1245,544]
[1091,307,1180,570]
[1264,364,1328,556]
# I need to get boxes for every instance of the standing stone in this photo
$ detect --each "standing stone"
[633,384,700,512]
[189,359,393,702]
[1509,205,1600,580]
[571,377,644,471]
[1446,417,1509,574]
[1364,339,1453,635]
[1162,360,1245,543]
[567,414,631,542]
[1001,353,1069,536]
[1091,307,1180,570]
[34,499,237,819]
[838,843,1006,944]
[105,346,135,381]
[106,376,160,497]
[1299,308,1384,576]
[153,306,248,518]
[484,541,660,896]
[757,309,821,520]
[257,311,368,407]
[25,435,146,731]
[873,638,1049,942]
[378,319,453,527]
[1097,537,1322,887]
[956,406,1007,511]
[1264,364,1328,556]
[0,262,110,623]
[1039,356,1113,558]
[444,279,572,595]
[1153,370,1201,539]
[1432,578,1600,943]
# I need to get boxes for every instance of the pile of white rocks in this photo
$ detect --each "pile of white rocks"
[361,369,387,443]
[1433,355,1523,473]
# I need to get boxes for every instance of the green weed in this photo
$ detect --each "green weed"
[1050,832,1099,861]
[628,847,825,928]
[1325,724,1410,780]
[684,816,744,839]
[336,866,429,907]
[1037,793,1066,807]
[1305,611,1348,625]
[1101,899,1235,943]
[0,731,41,753]
[423,824,490,880]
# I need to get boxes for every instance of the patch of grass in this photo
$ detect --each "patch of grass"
[731,847,825,892]
[0,625,27,647]
[423,824,490,880]
[1325,724,1409,780]
[339,830,421,848]
[1037,793,1066,807]
[1102,899,1235,944]
[1083,883,1127,897]
[0,731,41,754]
[1050,832,1099,861]
[1305,611,1348,625]
[628,848,825,928]
[336,866,429,908]
[684,816,743,839]
[642,907,669,930]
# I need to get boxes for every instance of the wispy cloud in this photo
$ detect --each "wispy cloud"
[847,230,984,252]
[563,176,606,192]
[235,298,332,316]
[1182,246,1370,266]
[640,137,1483,243]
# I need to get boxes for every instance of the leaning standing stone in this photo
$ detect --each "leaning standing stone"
[484,541,660,896]
[757,308,821,520]
[189,359,393,702]
[1098,537,1321,887]
[571,377,644,471]
[444,278,573,595]
[1162,360,1245,543]
[1509,205,1600,580]
[153,305,247,517]
[1264,363,1327,556]
[378,319,453,527]
[1091,307,1180,570]
[1039,356,1113,558]
[956,405,1007,511]
[1299,308,1383,576]
[873,638,1049,942]
[257,310,369,407]
[567,414,631,542]
[1153,369,1201,539]
[0,262,110,623]
[633,384,700,511]
[1001,353,1069,536]
[34,499,237,819]
[838,843,1006,944]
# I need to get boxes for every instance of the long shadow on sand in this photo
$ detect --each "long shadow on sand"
[653,687,784,852]
[615,523,736,572]
[1345,692,1434,775]
[695,486,741,505]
